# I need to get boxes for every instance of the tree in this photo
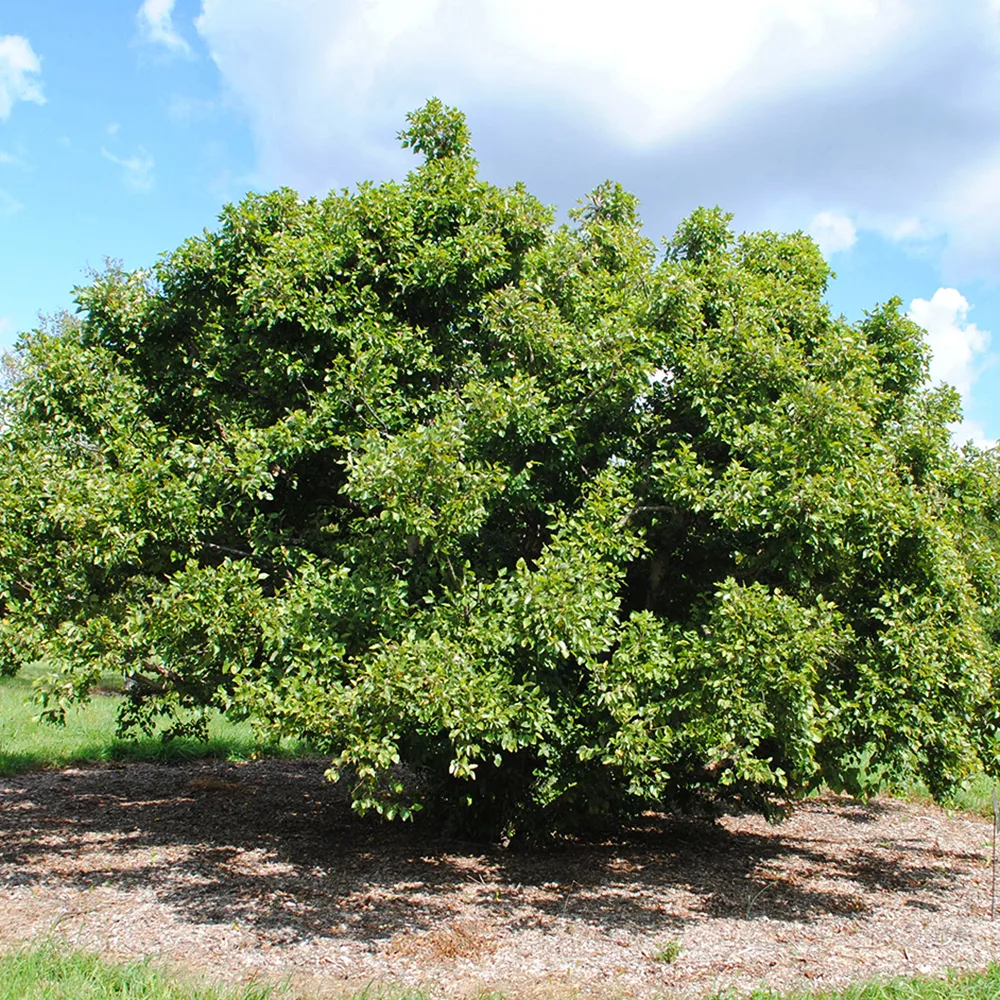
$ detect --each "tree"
[2,100,999,837]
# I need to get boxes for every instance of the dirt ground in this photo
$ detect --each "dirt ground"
[1,757,998,999]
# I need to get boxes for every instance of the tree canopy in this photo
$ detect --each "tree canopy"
[3,100,1000,837]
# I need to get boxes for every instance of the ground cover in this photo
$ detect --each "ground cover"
[0,665,310,776]
[2,757,999,999]
[3,664,993,819]
[0,939,281,999]
[4,943,1000,1000]
[4,668,1000,998]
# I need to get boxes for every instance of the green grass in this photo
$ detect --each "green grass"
[0,941,435,1000]
[939,772,999,820]
[0,664,312,777]
[892,770,999,821]
[5,661,999,827]
[0,941,280,1000]
[5,942,1000,1000]
[651,937,682,963]
[742,966,1000,1000]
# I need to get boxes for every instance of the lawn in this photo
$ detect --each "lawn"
[4,663,1000,1000]
[0,663,310,776]
[894,770,999,822]
[4,941,1000,1000]
[5,660,995,819]
[0,941,281,1000]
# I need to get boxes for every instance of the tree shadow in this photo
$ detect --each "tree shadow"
[0,759,984,949]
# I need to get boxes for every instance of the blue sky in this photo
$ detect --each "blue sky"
[3,0,1000,443]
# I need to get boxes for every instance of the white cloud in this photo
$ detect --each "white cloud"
[474,0,894,145]
[0,187,22,216]
[191,0,1000,292]
[929,150,1000,281]
[0,140,34,170]
[137,0,193,56]
[808,211,857,256]
[0,35,44,121]
[847,213,931,244]
[908,288,995,446]
[883,216,927,242]
[107,122,120,136]
[194,0,914,190]
[102,146,155,192]
[909,288,989,399]
[948,419,995,450]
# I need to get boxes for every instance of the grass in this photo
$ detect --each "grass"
[939,772,999,820]
[742,966,1000,1000]
[7,671,1000,1000]
[892,771,999,822]
[5,942,1000,1000]
[5,661,1000,826]
[0,940,280,1000]
[650,937,682,963]
[0,663,312,777]
[0,941,437,1000]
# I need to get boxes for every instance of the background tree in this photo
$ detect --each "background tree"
[2,99,999,837]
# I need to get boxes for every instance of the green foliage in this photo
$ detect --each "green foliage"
[651,938,682,963]
[398,96,475,162]
[3,100,1000,837]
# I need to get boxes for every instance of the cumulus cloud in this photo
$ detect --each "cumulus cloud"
[190,0,1000,282]
[909,288,988,398]
[0,35,44,121]
[809,211,857,256]
[102,146,155,192]
[137,0,193,56]
[930,151,1000,281]
[949,419,995,450]
[908,288,994,446]
[198,0,902,145]
[194,0,922,190]
[882,216,927,241]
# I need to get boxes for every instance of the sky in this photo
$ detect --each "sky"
[2,0,1000,444]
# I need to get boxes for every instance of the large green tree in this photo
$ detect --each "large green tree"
[3,101,999,836]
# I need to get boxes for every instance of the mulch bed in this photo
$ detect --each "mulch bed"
[1,757,998,998]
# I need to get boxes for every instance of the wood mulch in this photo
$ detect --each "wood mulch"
[1,757,998,999]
